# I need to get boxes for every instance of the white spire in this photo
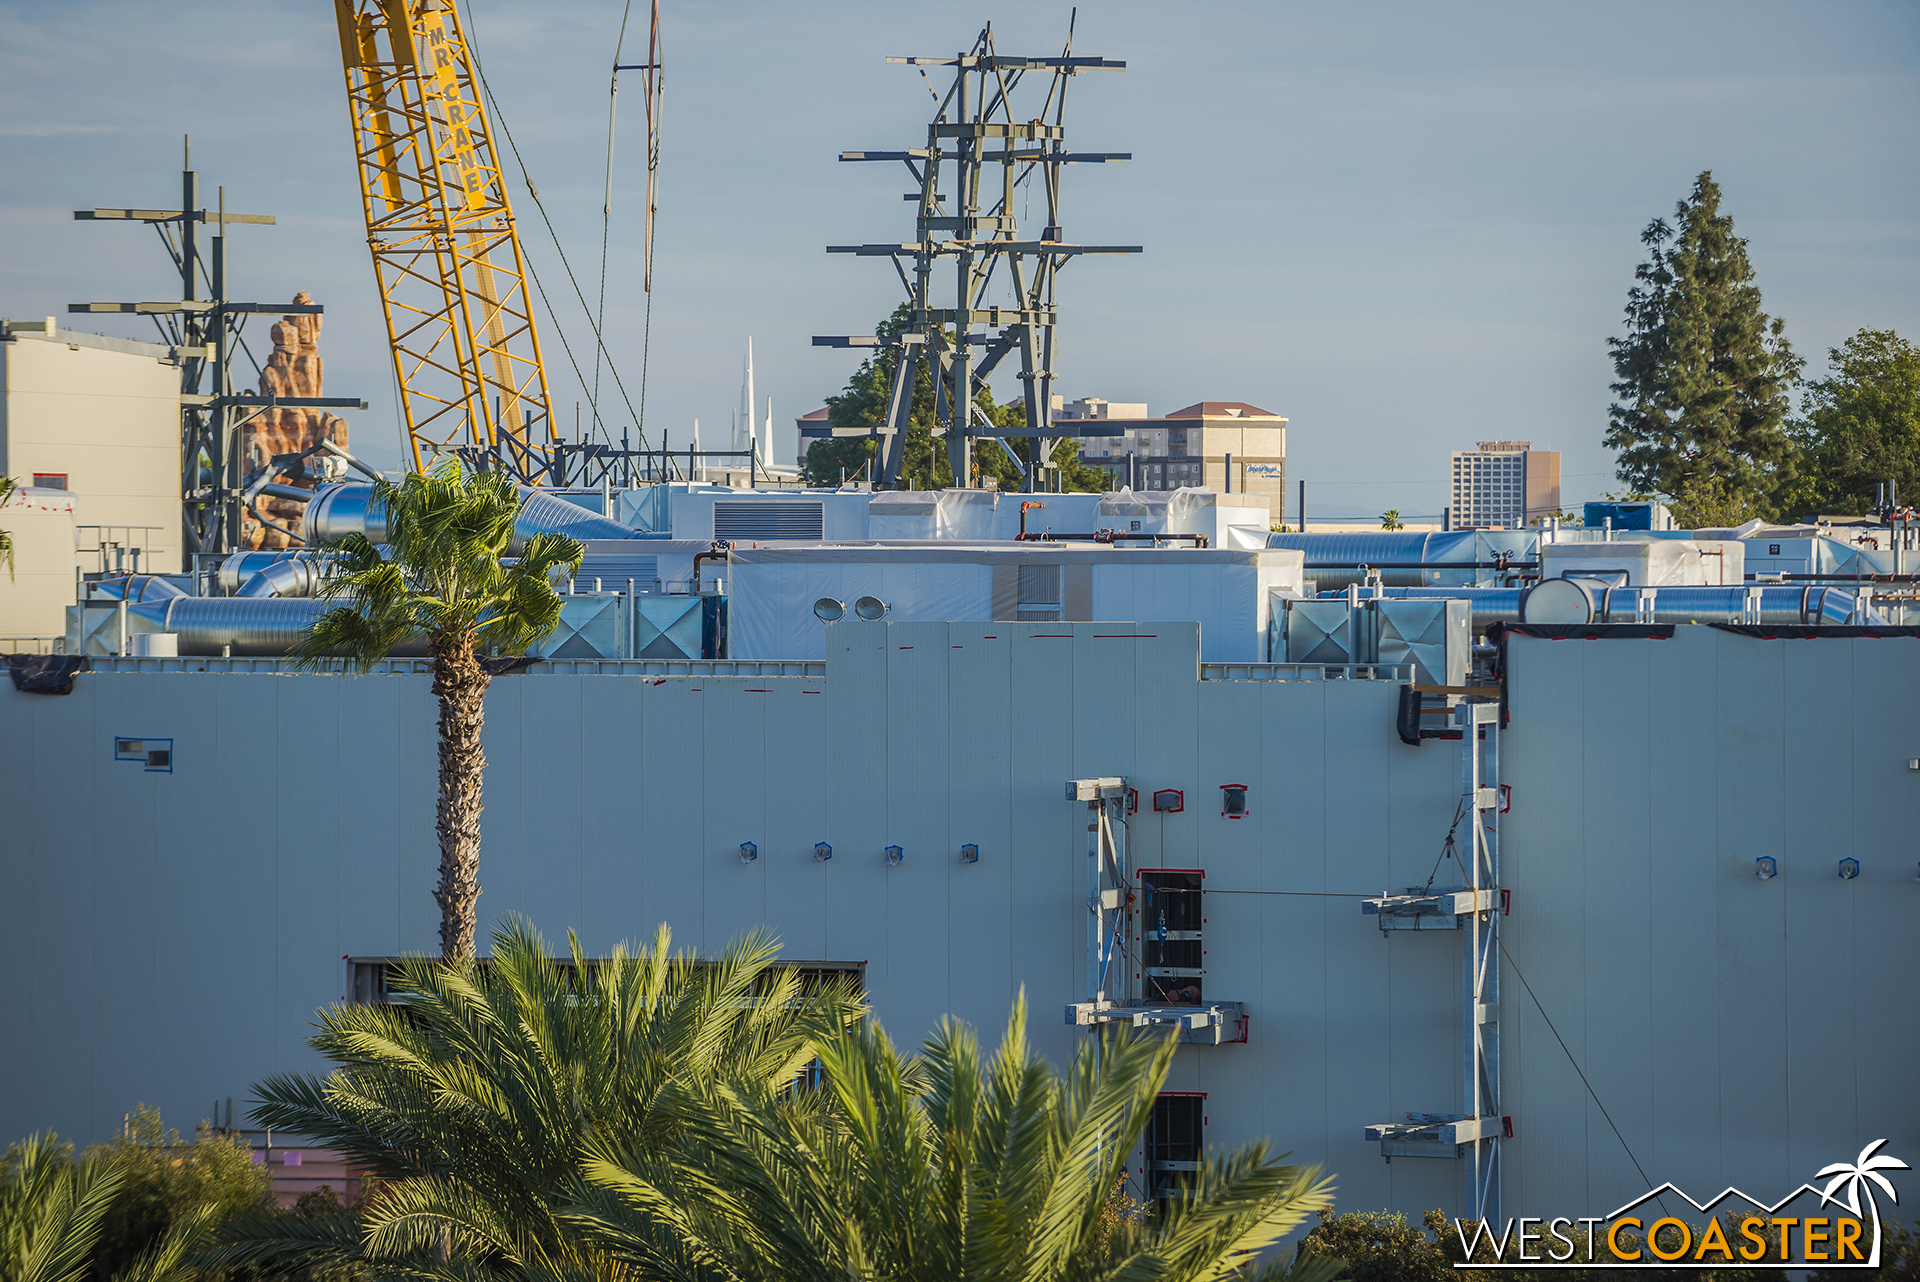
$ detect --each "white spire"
[743,337,757,465]
[691,417,702,482]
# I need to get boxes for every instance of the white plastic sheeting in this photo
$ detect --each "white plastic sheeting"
[725,543,1304,662]
[1541,538,1744,586]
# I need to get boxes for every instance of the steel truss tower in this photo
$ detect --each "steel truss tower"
[816,22,1139,491]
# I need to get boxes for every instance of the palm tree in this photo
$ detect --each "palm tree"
[212,918,863,1282]
[295,464,583,961]
[1818,1139,1910,1264]
[573,995,1342,1282]
[0,1134,125,1282]
[1,475,19,579]
[1379,509,1404,531]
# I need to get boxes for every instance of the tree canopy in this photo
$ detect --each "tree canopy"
[803,306,1108,492]
[1604,172,1801,522]
[1778,328,1920,518]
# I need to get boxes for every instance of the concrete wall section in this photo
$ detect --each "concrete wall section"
[0,624,1913,1224]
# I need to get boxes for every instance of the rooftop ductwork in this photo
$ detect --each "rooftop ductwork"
[302,482,389,545]
[1339,583,1877,629]
[301,482,639,555]
[219,550,332,597]
[126,596,429,657]
[85,575,188,603]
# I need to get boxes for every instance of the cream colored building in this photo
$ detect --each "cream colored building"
[1073,401,1287,522]
[1,321,184,636]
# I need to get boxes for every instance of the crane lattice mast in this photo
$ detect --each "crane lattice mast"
[332,0,555,481]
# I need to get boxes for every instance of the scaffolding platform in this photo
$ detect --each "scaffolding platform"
[1066,999,1249,1045]
[1364,1113,1504,1158]
[1360,885,1501,930]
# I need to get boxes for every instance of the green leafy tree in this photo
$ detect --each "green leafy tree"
[85,1107,268,1282]
[295,465,583,961]
[1380,509,1404,530]
[211,918,863,1282]
[573,995,1341,1282]
[0,1135,123,1282]
[1604,172,1801,518]
[805,306,1107,493]
[1778,329,1920,518]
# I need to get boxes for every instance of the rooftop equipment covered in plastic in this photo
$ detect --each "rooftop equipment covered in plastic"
[726,543,1304,662]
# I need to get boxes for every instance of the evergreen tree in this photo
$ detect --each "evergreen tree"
[1779,329,1920,518]
[804,306,1107,492]
[1604,172,1801,520]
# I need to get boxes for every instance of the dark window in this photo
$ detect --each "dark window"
[1145,1094,1204,1201]
[33,473,68,490]
[1140,871,1203,1005]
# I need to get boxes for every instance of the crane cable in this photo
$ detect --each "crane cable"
[460,0,649,454]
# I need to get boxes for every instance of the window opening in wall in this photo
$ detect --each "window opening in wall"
[1144,1092,1205,1202]
[32,473,68,490]
[1139,870,1204,1005]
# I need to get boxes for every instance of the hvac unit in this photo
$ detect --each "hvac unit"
[713,500,824,540]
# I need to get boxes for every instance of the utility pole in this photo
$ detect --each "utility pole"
[70,137,365,568]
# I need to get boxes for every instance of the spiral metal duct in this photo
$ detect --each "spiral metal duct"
[1341,584,1876,629]
[87,575,187,603]
[1267,532,1482,587]
[508,488,637,554]
[127,597,429,657]
[302,483,389,544]
[219,550,332,596]
[235,557,329,598]
[301,482,636,554]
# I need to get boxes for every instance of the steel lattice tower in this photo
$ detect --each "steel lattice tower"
[816,21,1138,491]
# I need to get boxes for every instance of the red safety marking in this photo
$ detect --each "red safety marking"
[1094,634,1159,638]
[899,646,913,650]
[1030,634,1073,639]
[745,689,769,693]
[802,690,821,695]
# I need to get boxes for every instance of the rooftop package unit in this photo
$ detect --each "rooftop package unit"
[868,489,1001,540]
[1276,596,1469,686]
[1374,598,1471,687]
[665,485,872,542]
[1281,598,1371,666]
[724,543,1304,662]
[1583,500,1673,531]
[1541,538,1743,586]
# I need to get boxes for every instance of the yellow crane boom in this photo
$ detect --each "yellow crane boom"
[332,0,555,480]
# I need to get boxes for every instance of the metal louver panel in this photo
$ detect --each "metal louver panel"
[714,501,824,540]
[576,554,659,587]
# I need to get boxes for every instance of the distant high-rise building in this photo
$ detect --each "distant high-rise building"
[1448,441,1560,529]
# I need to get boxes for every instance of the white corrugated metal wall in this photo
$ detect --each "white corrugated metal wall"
[0,625,1912,1221]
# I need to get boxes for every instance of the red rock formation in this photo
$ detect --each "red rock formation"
[242,291,349,549]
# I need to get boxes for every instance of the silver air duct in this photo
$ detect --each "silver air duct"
[88,575,188,603]
[126,597,429,657]
[303,482,389,545]
[218,550,331,596]
[235,557,329,599]
[301,482,636,554]
[509,487,637,554]
[1350,583,1875,629]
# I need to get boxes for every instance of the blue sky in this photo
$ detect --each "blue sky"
[3,1,1915,517]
